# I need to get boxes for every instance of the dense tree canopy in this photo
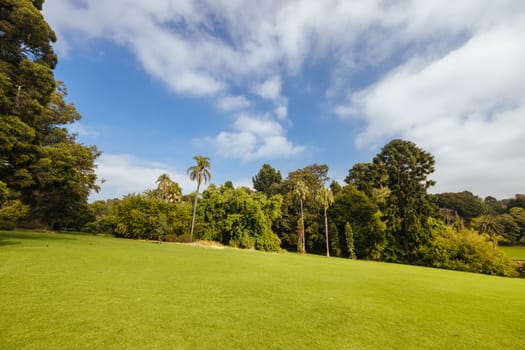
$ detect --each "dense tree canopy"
[436,191,487,224]
[329,185,385,259]
[371,140,437,263]
[274,164,330,253]
[252,163,282,197]
[0,0,99,229]
[199,184,282,251]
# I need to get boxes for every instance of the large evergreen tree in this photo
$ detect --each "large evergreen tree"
[0,0,99,229]
[373,140,437,263]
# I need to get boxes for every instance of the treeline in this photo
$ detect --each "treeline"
[79,140,521,277]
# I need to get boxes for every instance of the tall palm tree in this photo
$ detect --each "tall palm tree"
[187,156,211,242]
[318,187,334,257]
[293,180,308,254]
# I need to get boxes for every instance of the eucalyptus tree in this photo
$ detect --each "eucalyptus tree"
[318,187,334,257]
[187,156,211,242]
[293,180,308,253]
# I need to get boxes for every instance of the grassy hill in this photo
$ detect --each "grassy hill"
[1,230,524,349]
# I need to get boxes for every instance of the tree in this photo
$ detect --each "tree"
[274,164,329,253]
[509,207,525,244]
[372,139,437,263]
[436,191,487,225]
[156,173,171,201]
[0,1,99,229]
[153,173,182,203]
[345,162,378,198]
[507,194,525,210]
[187,156,211,242]
[198,184,282,251]
[474,215,503,252]
[484,196,506,216]
[345,222,356,259]
[329,185,385,259]
[495,214,519,245]
[252,164,282,197]
[318,187,334,257]
[293,180,308,254]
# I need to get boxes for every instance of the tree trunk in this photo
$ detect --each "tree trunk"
[190,181,201,242]
[299,199,305,254]
[324,207,330,257]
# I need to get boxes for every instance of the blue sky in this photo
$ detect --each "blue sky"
[42,1,525,200]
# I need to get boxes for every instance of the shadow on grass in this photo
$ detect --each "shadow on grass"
[0,230,77,246]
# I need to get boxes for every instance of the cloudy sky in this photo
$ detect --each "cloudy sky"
[42,0,525,200]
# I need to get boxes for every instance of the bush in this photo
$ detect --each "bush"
[420,224,518,277]
[0,200,29,230]
[199,186,282,252]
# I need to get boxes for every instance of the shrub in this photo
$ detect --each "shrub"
[420,223,518,277]
[0,200,29,230]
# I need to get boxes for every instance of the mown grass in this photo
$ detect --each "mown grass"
[500,245,525,259]
[1,230,524,349]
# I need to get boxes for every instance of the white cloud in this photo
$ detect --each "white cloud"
[91,153,195,201]
[43,1,525,197]
[216,95,251,111]
[341,21,525,198]
[275,104,288,120]
[205,114,304,161]
[252,75,282,101]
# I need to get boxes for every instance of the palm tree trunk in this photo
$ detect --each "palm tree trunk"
[324,207,330,257]
[300,199,305,253]
[190,181,201,242]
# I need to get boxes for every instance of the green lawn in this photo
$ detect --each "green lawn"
[500,245,525,260]
[1,230,524,349]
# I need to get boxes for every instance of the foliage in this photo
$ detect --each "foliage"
[345,162,378,198]
[199,185,282,251]
[472,215,503,252]
[0,199,29,230]
[436,191,487,224]
[274,164,329,253]
[495,213,520,244]
[507,194,525,210]
[373,139,438,263]
[484,196,507,216]
[187,155,211,241]
[329,185,385,259]
[252,163,282,197]
[293,180,308,253]
[150,173,182,203]
[345,222,356,259]
[86,195,195,241]
[509,207,525,243]
[0,1,98,229]
[420,222,518,277]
